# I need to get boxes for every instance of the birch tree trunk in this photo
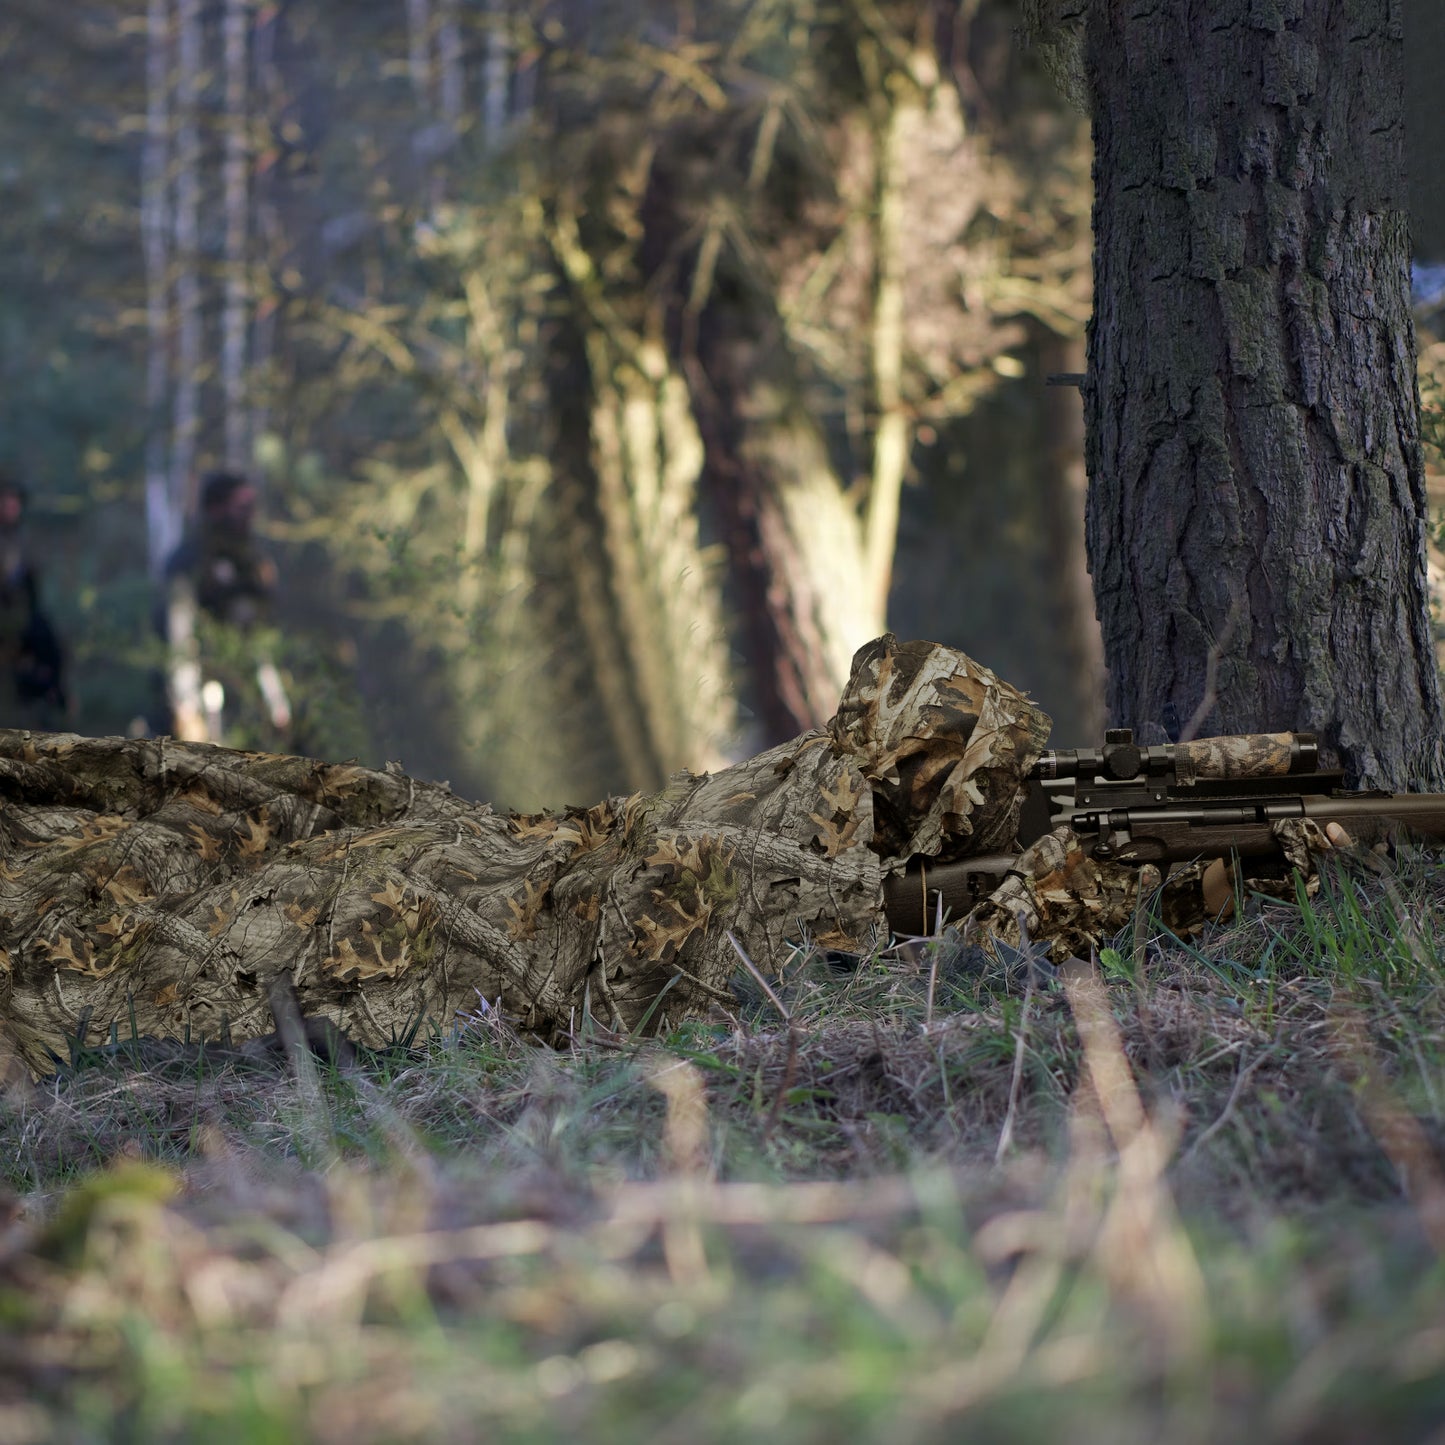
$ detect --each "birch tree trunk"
[482,0,510,148]
[860,35,912,629]
[170,0,203,519]
[437,0,463,133]
[142,0,179,578]
[248,2,280,450]
[1082,0,1444,787]
[221,0,251,470]
[405,0,434,111]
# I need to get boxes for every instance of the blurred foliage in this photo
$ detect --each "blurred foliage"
[0,0,1103,808]
[2,1,1438,807]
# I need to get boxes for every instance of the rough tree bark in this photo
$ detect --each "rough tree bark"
[1082,0,1444,787]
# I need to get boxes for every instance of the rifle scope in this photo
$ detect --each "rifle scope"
[1033,729,1319,785]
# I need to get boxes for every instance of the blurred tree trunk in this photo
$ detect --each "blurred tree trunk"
[1082,0,1444,787]
[170,0,203,519]
[221,0,252,470]
[684,28,970,742]
[405,0,433,109]
[690,320,877,740]
[437,0,463,131]
[482,0,510,146]
[142,0,179,577]
[248,1,283,451]
[886,0,1098,748]
[1038,333,1105,740]
[544,204,735,793]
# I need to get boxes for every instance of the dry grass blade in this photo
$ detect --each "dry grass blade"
[726,929,791,1023]
[645,1054,713,1285]
[275,1219,556,1328]
[995,916,1039,1163]
[1328,1007,1445,1255]
[1061,957,1208,1356]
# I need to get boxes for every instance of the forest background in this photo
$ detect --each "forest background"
[5,0,1445,814]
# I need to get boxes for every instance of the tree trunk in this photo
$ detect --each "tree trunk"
[221,0,251,471]
[1083,0,1444,788]
[142,0,178,579]
[170,0,203,519]
[482,0,510,148]
[405,0,434,111]
[248,1,282,451]
[1038,332,1106,742]
[544,205,737,792]
[0,639,1050,1078]
[689,320,879,741]
[437,0,463,131]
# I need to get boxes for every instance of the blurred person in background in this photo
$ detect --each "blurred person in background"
[160,469,292,747]
[0,474,69,731]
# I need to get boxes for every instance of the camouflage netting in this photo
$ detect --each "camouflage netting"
[0,637,1060,1075]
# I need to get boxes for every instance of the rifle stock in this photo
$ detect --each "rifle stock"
[882,727,1445,937]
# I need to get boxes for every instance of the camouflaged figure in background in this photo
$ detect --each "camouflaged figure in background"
[159,471,291,748]
[0,476,67,733]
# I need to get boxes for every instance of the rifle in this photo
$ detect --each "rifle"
[882,728,1445,937]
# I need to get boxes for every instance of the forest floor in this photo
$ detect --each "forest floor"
[1,847,1443,1442]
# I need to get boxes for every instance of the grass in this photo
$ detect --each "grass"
[0,846,1443,1442]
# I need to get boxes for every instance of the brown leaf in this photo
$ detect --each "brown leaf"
[284,899,321,929]
[235,809,274,858]
[509,814,560,841]
[174,781,224,816]
[323,934,413,982]
[370,878,418,922]
[185,823,226,861]
[103,866,154,907]
[808,769,866,859]
[505,879,550,941]
[45,816,129,855]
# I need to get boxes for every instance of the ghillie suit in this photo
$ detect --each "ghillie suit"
[0,637,1332,1076]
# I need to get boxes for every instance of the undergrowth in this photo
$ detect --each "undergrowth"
[0,845,1442,1442]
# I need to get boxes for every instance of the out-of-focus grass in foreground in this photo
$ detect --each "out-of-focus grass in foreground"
[0,847,1443,1443]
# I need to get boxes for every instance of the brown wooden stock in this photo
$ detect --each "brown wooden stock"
[882,853,1016,936]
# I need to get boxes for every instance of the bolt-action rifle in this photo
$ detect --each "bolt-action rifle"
[883,728,1445,937]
